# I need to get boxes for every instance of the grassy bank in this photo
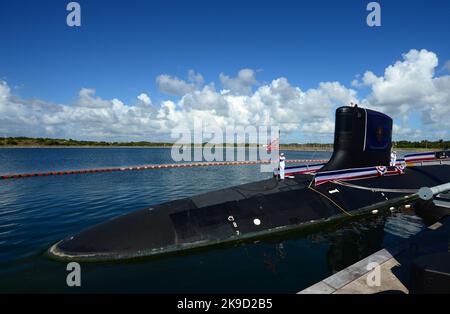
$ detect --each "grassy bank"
[0,137,447,151]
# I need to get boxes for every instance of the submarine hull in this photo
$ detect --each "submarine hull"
[49,164,450,262]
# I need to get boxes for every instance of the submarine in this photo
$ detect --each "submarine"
[48,105,450,261]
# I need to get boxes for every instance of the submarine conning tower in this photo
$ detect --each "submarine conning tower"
[319,105,393,172]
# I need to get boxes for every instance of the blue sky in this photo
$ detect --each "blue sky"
[0,0,449,142]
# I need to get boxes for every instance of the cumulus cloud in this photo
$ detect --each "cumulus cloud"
[188,69,204,86]
[393,123,423,140]
[156,77,356,136]
[156,75,196,96]
[355,49,450,138]
[360,49,438,111]
[0,81,11,102]
[1,51,449,142]
[219,68,258,95]
[76,88,114,108]
[156,69,204,96]
[0,84,159,140]
[181,84,228,115]
[137,93,151,106]
[0,76,355,141]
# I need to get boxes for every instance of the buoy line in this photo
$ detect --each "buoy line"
[0,159,329,180]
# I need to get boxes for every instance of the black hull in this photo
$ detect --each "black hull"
[48,164,450,261]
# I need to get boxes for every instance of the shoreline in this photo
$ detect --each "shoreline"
[0,146,437,152]
[0,145,171,149]
[0,145,331,151]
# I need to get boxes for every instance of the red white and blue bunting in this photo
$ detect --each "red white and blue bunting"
[404,151,439,163]
[313,165,405,186]
[273,151,448,185]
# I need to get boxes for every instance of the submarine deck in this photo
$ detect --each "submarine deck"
[49,164,450,262]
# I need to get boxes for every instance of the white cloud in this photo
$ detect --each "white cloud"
[356,49,450,138]
[156,69,204,96]
[1,50,449,142]
[361,49,438,111]
[156,77,356,137]
[393,123,423,140]
[0,84,159,140]
[351,79,360,88]
[219,68,258,95]
[77,88,112,108]
[188,69,204,86]
[156,75,196,96]
[0,81,10,101]
[137,93,151,105]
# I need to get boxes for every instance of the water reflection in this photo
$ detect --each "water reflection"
[309,213,425,274]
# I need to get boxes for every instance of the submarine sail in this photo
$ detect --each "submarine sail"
[320,106,393,171]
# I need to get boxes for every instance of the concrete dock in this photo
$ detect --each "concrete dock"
[299,216,450,294]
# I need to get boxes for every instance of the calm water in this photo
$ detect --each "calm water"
[0,148,424,293]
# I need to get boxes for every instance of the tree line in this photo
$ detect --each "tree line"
[0,137,448,150]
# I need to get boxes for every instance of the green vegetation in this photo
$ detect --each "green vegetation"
[283,143,333,151]
[393,140,449,150]
[0,137,448,150]
[0,137,265,148]
[0,137,171,147]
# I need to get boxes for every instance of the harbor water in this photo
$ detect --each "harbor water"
[0,148,424,293]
